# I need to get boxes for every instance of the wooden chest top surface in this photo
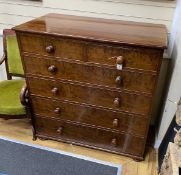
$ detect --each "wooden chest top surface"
[13,13,167,49]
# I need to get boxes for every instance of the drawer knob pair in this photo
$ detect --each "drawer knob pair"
[111,138,117,147]
[48,65,56,73]
[54,107,61,114]
[57,127,63,134]
[51,87,59,95]
[46,45,54,53]
[113,119,119,128]
[114,98,120,107]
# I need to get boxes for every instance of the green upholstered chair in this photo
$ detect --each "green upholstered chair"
[0,29,28,119]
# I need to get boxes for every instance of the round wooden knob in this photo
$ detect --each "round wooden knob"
[54,107,61,114]
[114,98,120,107]
[46,45,54,53]
[113,119,119,128]
[111,138,117,147]
[115,76,122,85]
[51,87,58,95]
[57,127,63,134]
[48,65,56,73]
[116,56,124,64]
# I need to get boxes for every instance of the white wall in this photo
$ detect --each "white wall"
[155,0,181,148]
[0,29,6,80]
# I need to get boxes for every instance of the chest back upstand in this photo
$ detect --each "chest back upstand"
[13,13,167,161]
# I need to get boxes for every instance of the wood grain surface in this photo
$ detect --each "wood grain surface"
[13,13,167,48]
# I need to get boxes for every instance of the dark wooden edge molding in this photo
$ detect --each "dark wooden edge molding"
[20,83,28,106]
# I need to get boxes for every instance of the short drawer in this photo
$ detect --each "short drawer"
[86,43,162,72]
[35,116,145,157]
[27,77,152,115]
[20,33,84,61]
[24,55,157,94]
[19,33,162,71]
[31,96,148,136]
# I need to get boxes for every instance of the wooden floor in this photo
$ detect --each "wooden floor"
[0,118,158,175]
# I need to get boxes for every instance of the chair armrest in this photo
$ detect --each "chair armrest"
[20,83,29,106]
[0,52,6,65]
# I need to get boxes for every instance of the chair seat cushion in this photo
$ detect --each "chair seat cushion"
[0,79,25,115]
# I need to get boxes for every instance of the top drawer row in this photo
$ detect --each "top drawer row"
[18,33,162,71]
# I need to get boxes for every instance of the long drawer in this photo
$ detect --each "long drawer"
[35,116,145,157]
[31,96,148,137]
[19,33,162,71]
[27,76,152,115]
[23,55,157,94]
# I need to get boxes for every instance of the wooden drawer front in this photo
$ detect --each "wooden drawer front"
[27,77,151,115]
[24,56,156,94]
[19,34,84,61]
[86,44,162,71]
[31,96,148,136]
[20,33,161,71]
[35,116,145,156]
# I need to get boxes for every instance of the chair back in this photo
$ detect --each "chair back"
[3,29,24,79]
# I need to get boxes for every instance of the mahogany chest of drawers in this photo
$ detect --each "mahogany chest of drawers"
[14,13,167,160]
